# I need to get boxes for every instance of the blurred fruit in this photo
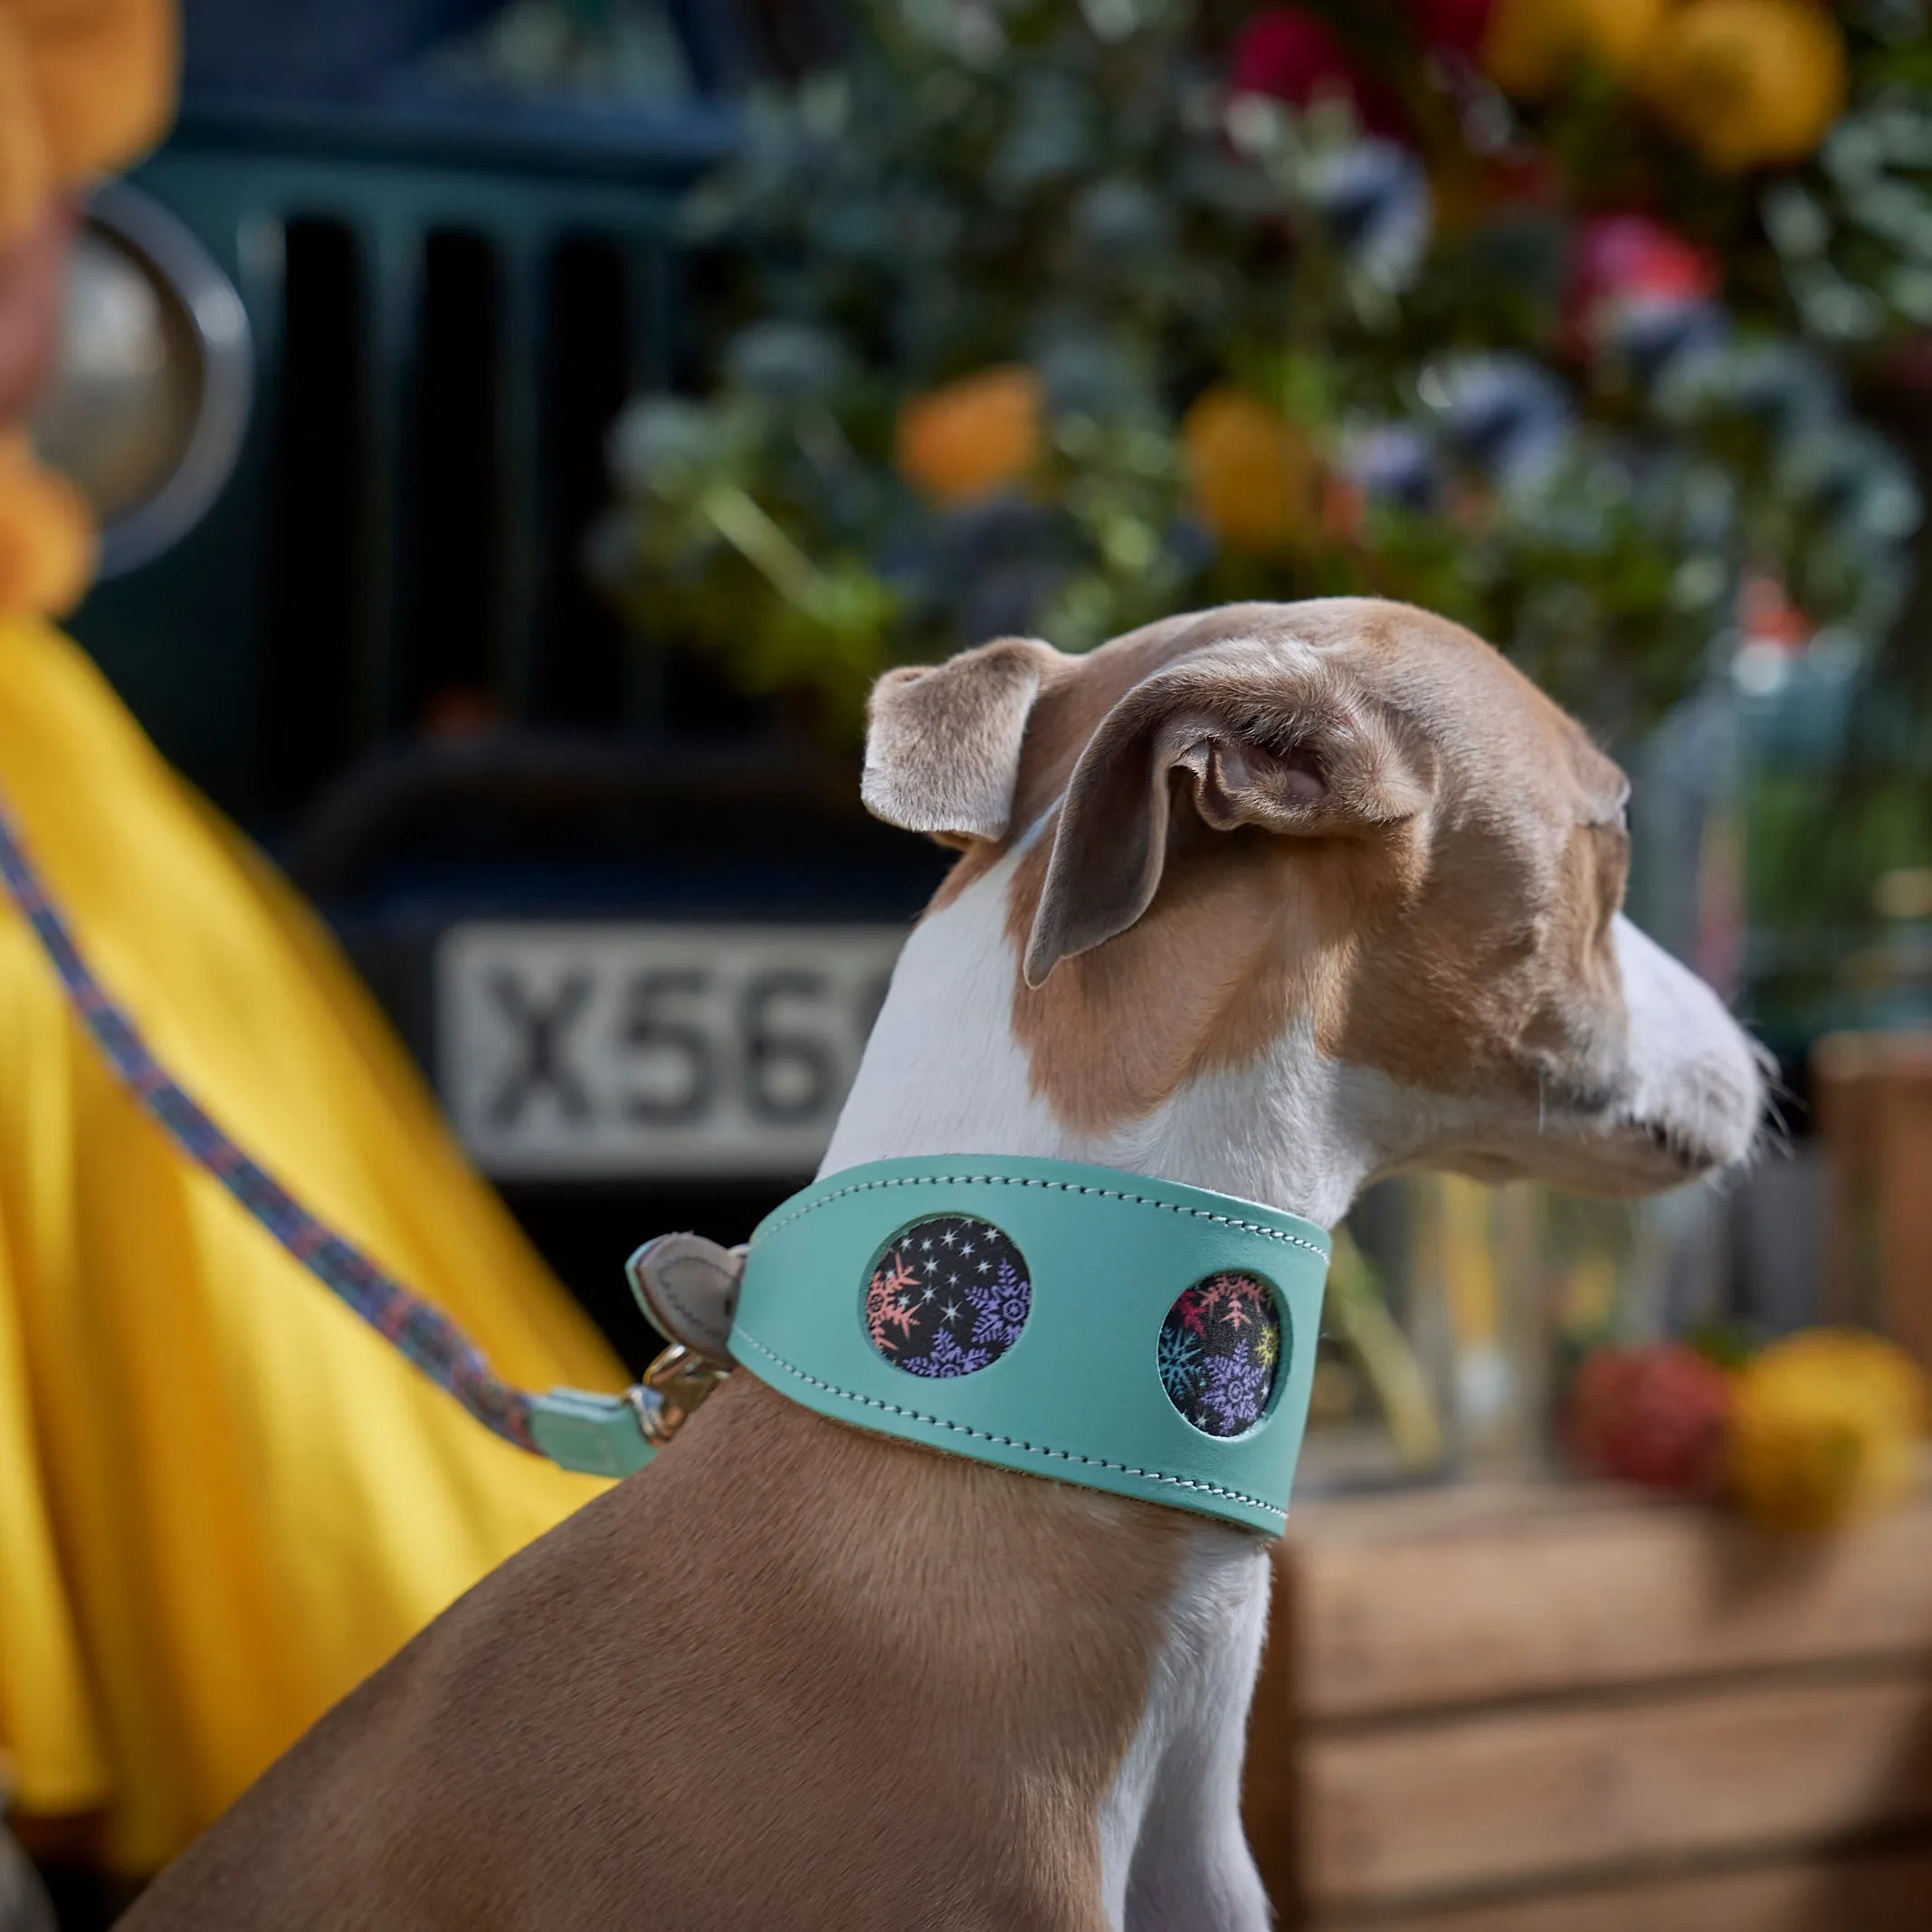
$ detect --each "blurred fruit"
[896,366,1042,507]
[1728,1329,1930,1532]
[1639,0,1846,173]
[1181,385,1321,555]
[1564,1342,1733,1493]
[1482,0,1666,100]
[0,431,93,614]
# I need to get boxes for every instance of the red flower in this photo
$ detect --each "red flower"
[1404,0,1496,61]
[1564,214,1721,357]
[1230,7,1404,136]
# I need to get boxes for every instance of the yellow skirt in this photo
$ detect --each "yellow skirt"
[0,616,620,1872]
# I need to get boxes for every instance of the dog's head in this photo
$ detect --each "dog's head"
[861,599,1764,1207]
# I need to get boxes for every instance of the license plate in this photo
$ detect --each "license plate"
[436,922,906,1178]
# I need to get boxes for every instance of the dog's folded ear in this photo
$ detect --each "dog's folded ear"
[861,636,1063,843]
[1023,653,1428,987]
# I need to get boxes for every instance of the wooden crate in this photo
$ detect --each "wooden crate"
[1243,1482,1932,1929]
[1813,1033,1932,1374]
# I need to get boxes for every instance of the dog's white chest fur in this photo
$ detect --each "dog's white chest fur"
[1099,1527,1274,1932]
[822,845,1059,1172]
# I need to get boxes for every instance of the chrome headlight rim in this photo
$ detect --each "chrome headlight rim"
[80,180,255,580]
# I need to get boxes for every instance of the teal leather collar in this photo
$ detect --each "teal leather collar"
[727,1156,1332,1536]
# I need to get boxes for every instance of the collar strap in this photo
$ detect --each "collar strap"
[728,1156,1331,1536]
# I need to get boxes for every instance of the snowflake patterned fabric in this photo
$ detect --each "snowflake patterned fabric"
[862,1215,1032,1378]
[1156,1272,1283,1437]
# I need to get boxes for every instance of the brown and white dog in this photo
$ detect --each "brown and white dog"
[121,600,1763,1932]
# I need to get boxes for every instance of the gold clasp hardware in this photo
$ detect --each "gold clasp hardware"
[628,1343,731,1448]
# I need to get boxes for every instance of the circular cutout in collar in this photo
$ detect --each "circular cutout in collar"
[863,1215,1032,1378]
[1158,1273,1284,1437]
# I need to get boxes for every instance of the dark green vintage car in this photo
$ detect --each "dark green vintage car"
[51,0,938,1356]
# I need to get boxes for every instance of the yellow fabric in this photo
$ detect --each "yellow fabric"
[0,614,620,1872]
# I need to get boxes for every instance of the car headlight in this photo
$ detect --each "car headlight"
[29,181,252,578]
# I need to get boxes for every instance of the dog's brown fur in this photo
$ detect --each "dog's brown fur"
[121,1375,1188,1931]
[920,602,1631,1148]
[119,599,1756,1931]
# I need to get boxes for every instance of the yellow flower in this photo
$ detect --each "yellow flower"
[1181,385,1319,557]
[1728,1329,1931,1532]
[1639,0,1847,173]
[896,365,1042,507]
[1482,0,1666,100]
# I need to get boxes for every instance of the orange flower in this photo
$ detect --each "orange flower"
[1639,0,1846,173]
[1482,0,1665,100]
[0,429,96,614]
[1181,385,1320,556]
[24,0,178,182]
[896,366,1042,506]
[0,0,176,249]
[0,11,52,244]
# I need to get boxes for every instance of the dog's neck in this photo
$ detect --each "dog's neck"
[823,845,1389,1226]
[819,843,1298,1924]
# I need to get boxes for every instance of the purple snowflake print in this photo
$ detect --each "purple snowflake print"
[863,1215,1031,1378]
[1157,1273,1283,1437]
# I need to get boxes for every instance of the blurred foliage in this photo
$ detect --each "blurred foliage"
[422,0,693,102]
[596,0,1929,756]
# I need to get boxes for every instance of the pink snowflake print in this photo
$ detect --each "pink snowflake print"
[861,1216,1031,1378]
[864,1253,924,1353]
[1157,1272,1283,1437]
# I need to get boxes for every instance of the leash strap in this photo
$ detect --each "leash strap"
[731,1156,1332,1535]
[0,788,1337,1522]
[0,791,654,1478]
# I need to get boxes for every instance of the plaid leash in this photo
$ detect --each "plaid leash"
[0,791,544,1453]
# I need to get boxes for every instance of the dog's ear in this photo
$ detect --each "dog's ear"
[861,636,1061,843]
[1023,657,1428,987]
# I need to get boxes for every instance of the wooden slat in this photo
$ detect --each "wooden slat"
[1285,1486,1932,1720]
[1874,1071,1932,1378]
[1301,1671,1932,1905]
[1815,1033,1932,1372]
[1311,1845,1932,1932]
